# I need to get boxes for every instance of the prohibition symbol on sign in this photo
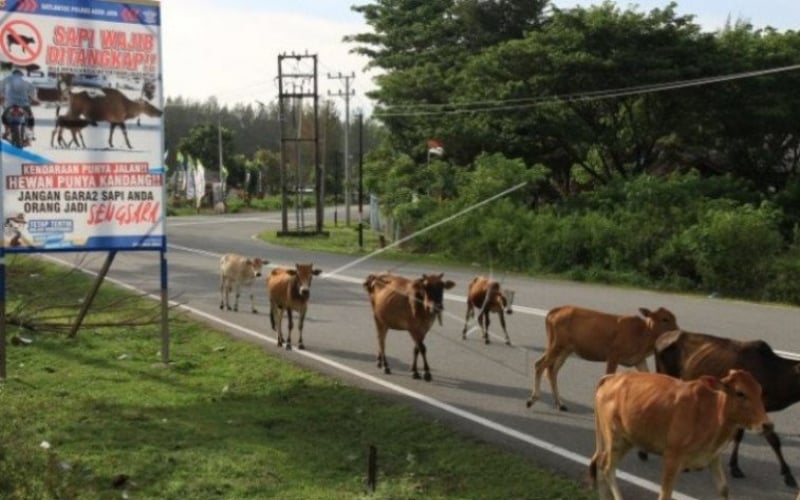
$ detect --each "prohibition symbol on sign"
[0,20,42,65]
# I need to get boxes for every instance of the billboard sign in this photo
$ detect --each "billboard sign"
[0,0,164,253]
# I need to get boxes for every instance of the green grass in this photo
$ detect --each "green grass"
[1,257,592,500]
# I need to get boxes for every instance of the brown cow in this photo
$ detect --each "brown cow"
[267,263,322,350]
[652,329,800,487]
[461,276,515,345]
[66,87,162,149]
[526,305,678,411]
[590,370,771,500]
[364,272,455,381]
[219,254,267,313]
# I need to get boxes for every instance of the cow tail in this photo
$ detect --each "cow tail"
[55,105,60,119]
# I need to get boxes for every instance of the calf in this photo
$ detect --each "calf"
[364,272,455,381]
[653,329,800,487]
[461,276,514,345]
[527,305,678,411]
[267,263,322,350]
[590,369,771,500]
[219,254,267,313]
[51,107,97,148]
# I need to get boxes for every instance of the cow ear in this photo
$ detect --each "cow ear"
[445,280,456,290]
[639,308,652,318]
[245,259,252,265]
[313,269,322,276]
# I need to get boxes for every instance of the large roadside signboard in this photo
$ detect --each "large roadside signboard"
[0,0,163,253]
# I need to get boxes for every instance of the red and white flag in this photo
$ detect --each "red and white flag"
[427,139,444,156]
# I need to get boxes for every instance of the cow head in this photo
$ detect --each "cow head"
[720,369,772,435]
[288,263,322,298]
[417,273,456,325]
[501,288,515,315]
[136,98,163,118]
[249,257,267,278]
[639,307,678,334]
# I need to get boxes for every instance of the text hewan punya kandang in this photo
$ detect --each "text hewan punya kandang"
[47,26,157,72]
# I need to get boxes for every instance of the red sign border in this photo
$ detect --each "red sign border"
[0,19,43,65]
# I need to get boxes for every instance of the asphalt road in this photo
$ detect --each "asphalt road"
[48,210,800,500]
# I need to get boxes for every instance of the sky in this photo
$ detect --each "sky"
[160,1,799,114]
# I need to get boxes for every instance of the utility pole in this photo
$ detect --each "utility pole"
[277,52,323,235]
[328,71,355,225]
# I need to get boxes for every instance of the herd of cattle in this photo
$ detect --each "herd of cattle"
[218,252,800,499]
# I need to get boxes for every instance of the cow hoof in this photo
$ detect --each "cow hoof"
[298,344,305,350]
[484,338,490,345]
[423,372,432,382]
[558,404,569,412]
[219,304,223,310]
[277,341,283,348]
[505,340,512,346]
[285,344,292,351]
[637,451,648,462]
[383,367,391,375]
[251,309,258,314]
[525,398,535,408]
[233,307,239,312]
[412,372,421,380]
[730,466,745,479]
[783,474,797,488]
[226,306,232,311]
[461,334,466,340]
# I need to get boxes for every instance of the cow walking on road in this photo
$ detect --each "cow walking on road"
[527,305,679,411]
[364,272,455,381]
[267,263,322,350]
[219,254,267,313]
[461,276,514,345]
[652,329,800,487]
[590,369,771,500]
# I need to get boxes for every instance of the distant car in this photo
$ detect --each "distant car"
[26,70,58,90]
[72,73,109,88]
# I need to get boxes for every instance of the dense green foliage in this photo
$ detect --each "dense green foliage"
[344,1,800,303]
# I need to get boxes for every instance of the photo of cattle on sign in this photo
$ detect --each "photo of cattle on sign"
[62,87,163,149]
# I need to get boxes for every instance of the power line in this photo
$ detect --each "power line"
[374,63,800,118]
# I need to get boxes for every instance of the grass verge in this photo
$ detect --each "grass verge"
[1,256,591,500]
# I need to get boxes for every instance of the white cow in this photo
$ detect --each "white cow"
[219,254,267,313]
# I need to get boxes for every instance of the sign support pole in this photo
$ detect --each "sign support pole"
[160,249,169,365]
[68,250,117,338]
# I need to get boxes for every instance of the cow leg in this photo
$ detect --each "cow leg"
[233,284,241,312]
[271,304,284,347]
[284,309,294,350]
[729,428,746,479]
[498,311,511,345]
[761,427,797,487]
[119,122,133,149]
[108,123,116,148]
[527,352,551,408]
[548,352,570,411]
[481,312,491,344]
[659,452,683,500]
[603,439,629,500]
[296,310,306,350]
[462,303,473,339]
[375,322,390,374]
[419,340,431,381]
[634,359,650,372]
[708,455,729,500]
[248,285,258,314]
[605,359,619,374]
[219,277,226,310]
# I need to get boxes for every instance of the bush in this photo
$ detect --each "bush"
[681,203,783,297]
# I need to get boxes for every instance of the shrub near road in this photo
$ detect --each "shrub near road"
[0,257,590,500]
